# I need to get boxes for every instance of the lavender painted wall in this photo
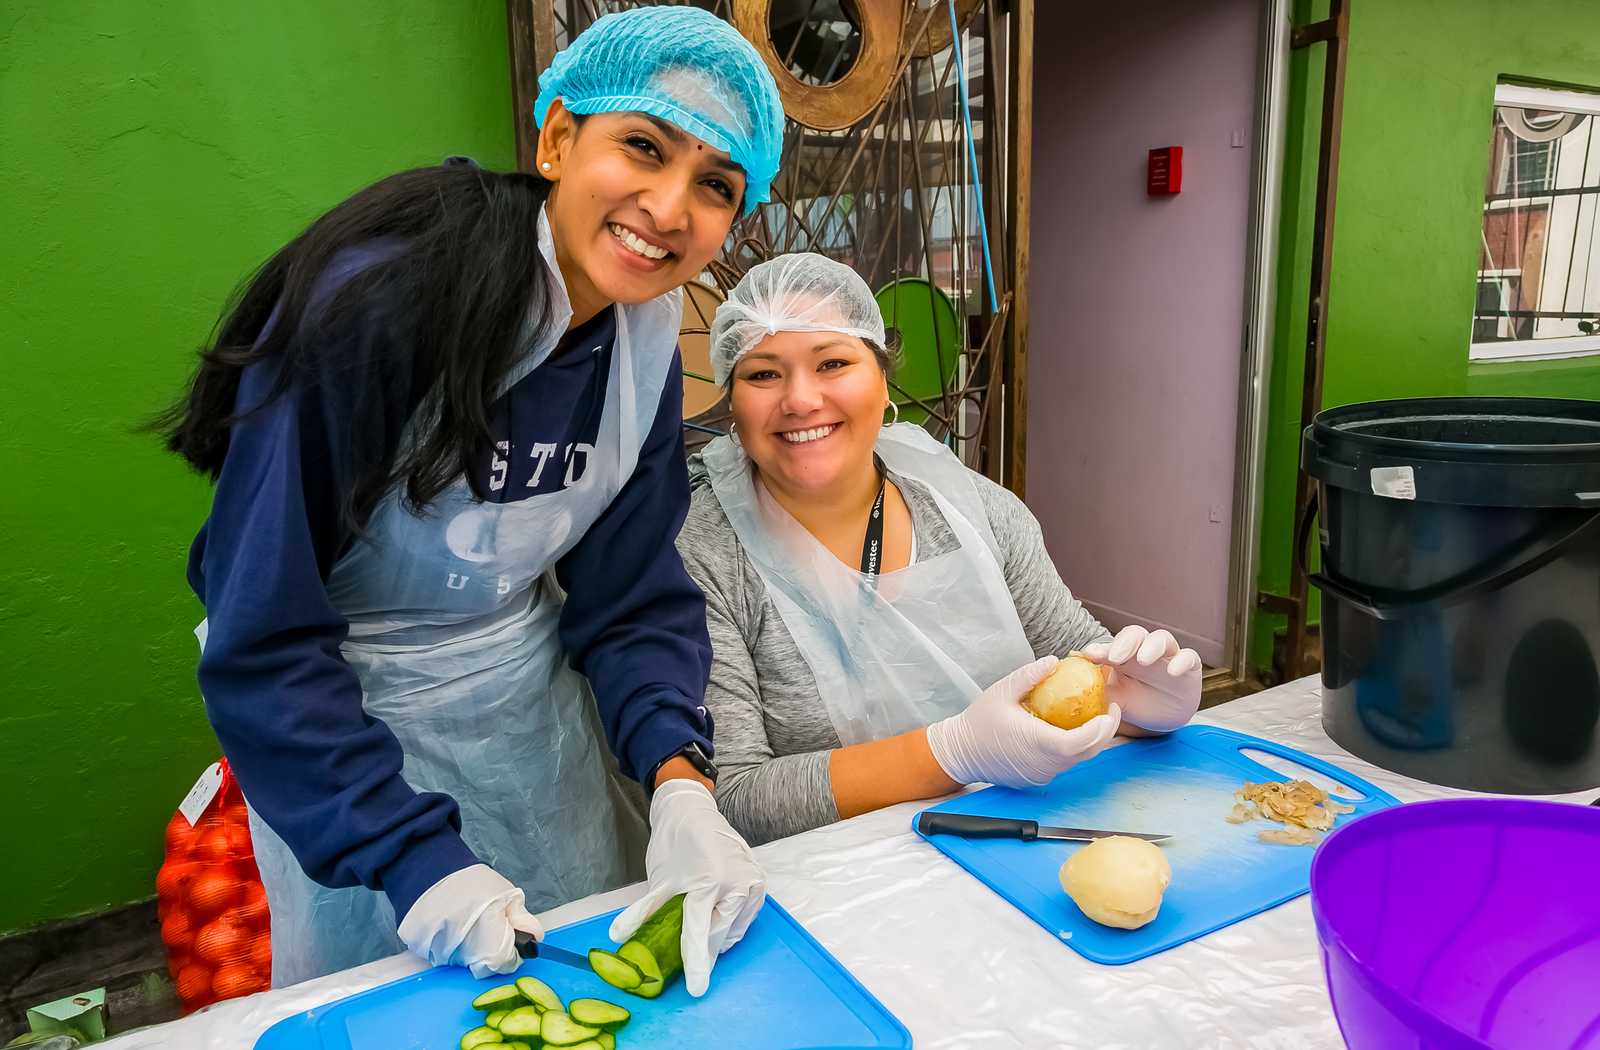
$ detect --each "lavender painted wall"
[1026,0,1261,665]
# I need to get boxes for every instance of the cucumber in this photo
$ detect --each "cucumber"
[587,949,644,991]
[485,1009,510,1030]
[540,1010,601,1045]
[617,939,665,997]
[473,984,526,1011]
[460,1027,504,1049]
[515,975,564,1013]
[496,1006,543,1039]
[503,1044,534,1050]
[615,942,659,982]
[567,1042,605,1050]
[569,999,630,1031]
[597,894,685,999]
[597,1034,616,1050]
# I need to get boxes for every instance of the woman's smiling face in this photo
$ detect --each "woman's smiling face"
[538,102,745,314]
[729,327,890,497]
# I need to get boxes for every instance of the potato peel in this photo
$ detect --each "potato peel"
[1228,779,1352,845]
[1258,826,1323,846]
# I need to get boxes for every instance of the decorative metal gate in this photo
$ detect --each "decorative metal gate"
[508,0,1031,480]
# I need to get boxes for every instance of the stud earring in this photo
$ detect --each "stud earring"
[541,161,552,172]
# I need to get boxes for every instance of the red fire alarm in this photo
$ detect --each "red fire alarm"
[1148,146,1182,195]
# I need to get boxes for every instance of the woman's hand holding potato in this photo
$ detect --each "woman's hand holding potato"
[1080,626,1203,733]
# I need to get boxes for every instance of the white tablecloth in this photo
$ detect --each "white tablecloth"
[103,677,1599,1049]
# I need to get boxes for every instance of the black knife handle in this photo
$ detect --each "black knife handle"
[917,812,1039,840]
[515,931,540,960]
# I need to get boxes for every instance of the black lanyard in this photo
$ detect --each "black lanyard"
[860,457,888,576]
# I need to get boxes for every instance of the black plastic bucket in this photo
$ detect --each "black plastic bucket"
[1302,397,1600,793]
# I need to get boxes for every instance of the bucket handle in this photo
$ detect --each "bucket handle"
[1295,488,1600,621]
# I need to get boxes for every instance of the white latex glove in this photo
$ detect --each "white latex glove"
[396,863,545,979]
[926,655,1123,788]
[609,779,767,998]
[1081,625,1203,732]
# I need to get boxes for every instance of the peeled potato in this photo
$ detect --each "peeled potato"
[1059,836,1172,930]
[1021,655,1108,730]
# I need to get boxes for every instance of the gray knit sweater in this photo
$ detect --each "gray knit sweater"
[676,457,1111,845]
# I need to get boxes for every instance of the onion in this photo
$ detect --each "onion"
[186,870,242,917]
[160,908,195,951]
[194,829,233,866]
[175,963,212,1007]
[210,963,267,1002]
[194,915,252,966]
[236,882,270,927]
[164,812,201,857]
[156,860,203,902]
[249,930,273,974]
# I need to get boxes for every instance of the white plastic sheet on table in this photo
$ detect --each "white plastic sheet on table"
[102,677,1600,1050]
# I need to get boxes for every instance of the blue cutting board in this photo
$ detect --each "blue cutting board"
[254,898,909,1049]
[914,725,1399,966]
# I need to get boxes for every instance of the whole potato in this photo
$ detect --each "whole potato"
[1021,654,1108,730]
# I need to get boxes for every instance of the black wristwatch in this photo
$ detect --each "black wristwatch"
[649,741,718,789]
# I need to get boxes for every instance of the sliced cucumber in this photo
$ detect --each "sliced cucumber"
[569,999,630,1030]
[473,984,526,1011]
[515,975,564,1014]
[503,1044,534,1050]
[541,1010,602,1045]
[485,1009,510,1030]
[611,941,662,998]
[615,941,659,982]
[618,893,684,999]
[588,948,644,991]
[566,1042,605,1050]
[460,1026,504,1049]
[496,1006,543,1039]
[597,1034,616,1050]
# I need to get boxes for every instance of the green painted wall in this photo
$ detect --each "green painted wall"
[1252,0,1600,669]
[0,1,514,935]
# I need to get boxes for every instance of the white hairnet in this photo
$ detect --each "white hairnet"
[710,253,887,385]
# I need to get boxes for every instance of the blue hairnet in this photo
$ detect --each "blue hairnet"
[534,7,785,216]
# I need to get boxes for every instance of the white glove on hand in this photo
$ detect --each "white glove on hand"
[397,863,544,979]
[926,656,1122,788]
[1081,625,1203,733]
[609,779,766,998]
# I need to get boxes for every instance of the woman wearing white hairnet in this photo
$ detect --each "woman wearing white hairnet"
[677,254,1204,844]
[159,8,783,989]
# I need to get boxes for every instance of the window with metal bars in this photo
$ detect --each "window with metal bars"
[1472,83,1600,362]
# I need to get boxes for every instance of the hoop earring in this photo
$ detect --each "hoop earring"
[883,402,899,428]
[728,421,741,447]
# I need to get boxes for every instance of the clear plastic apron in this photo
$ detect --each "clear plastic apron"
[200,210,682,986]
[700,423,1036,746]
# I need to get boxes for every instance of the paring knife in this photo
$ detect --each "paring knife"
[514,932,593,971]
[917,812,1171,843]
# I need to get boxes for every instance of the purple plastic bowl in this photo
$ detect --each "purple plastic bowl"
[1310,798,1600,1049]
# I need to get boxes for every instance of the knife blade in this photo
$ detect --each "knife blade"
[917,812,1170,843]
[513,932,592,971]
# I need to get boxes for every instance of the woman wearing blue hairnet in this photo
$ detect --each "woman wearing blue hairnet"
[677,254,1204,846]
[157,8,784,991]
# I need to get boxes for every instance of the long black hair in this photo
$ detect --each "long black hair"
[155,161,555,531]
